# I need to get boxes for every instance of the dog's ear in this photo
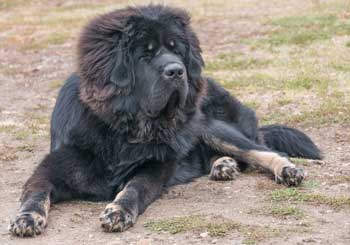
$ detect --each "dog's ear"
[110,29,134,88]
[186,28,204,78]
[110,50,132,87]
[188,45,204,78]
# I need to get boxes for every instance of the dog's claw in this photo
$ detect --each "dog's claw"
[9,212,46,237]
[99,204,135,232]
[210,157,240,181]
[277,167,305,187]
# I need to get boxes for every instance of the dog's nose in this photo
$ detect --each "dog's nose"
[163,63,185,80]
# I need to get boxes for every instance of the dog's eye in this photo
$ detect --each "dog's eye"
[147,43,154,51]
[169,40,175,47]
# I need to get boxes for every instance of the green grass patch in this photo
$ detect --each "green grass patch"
[260,112,287,126]
[270,188,350,208]
[283,77,312,90]
[261,14,350,46]
[290,158,313,166]
[261,90,349,125]
[244,101,260,110]
[288,93,350,125]
[276,98,293,107]
[0,125,17,134]
[346,41,350,47]
[328,175,350,185]
[331,63,350,72]
[207,222,240,237]
[240,225,280,245]
[24,111,50,127]
[17,144,35,153]
[21,32,71,51]
[290,158,325,166]
[0,143,35,161]
[49,80,65,90]
[0,152,18,161]
[14,129,33,140]
[144,215,239,237]
[0,64,19,76]
[271,15,338,28]
[0,0,29,10]
[220,74,329,93]
[45,32,71,45]
[206,55,271,71]
[13,123,48,140]
[303,180,320,189]
[270,206,304,220]
[144,215,206,235]
[220,73,274,91]
[0,118,49,140]
[144,215,280,243]
[55,3,102,12]
[267,30,330,46]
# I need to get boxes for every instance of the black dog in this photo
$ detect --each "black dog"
[10,5,321,237]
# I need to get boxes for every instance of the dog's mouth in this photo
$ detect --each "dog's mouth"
[160,90,180,119]
[144,90,181,120]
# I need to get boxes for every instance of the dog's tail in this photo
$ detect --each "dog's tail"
[259,125,322,159]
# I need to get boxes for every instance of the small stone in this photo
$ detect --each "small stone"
[137,238,153,245]
[107,239,123,245]
[200,232,208,238]
[302,238,316,243]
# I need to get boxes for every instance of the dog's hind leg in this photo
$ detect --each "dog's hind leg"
[99,160,172,232]
[203,119,304,186]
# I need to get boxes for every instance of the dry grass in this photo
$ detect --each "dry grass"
[144,215,280,243]
[270,188,350,208]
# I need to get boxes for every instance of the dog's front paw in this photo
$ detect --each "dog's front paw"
[210,157,240,181]
[9,212,47,237]
[277,166,305,187]
[99,203,136,232]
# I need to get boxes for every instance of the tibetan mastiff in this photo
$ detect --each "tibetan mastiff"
[10,4,321,237]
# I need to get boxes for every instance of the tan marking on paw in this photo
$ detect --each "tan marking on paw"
[9,211,47,237]
[114,189,127,201]
[210,156,240,181]
[99,203,136,232]
[246,150,295,177]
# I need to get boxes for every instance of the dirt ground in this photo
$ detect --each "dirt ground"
[1,0,350,244]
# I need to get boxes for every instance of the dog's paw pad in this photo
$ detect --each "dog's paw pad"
[9,212,46,237]
[210,157,240,181]
[99,204,135,232]
[277,167,305,187]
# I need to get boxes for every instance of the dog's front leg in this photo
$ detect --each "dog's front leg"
[99,161,171,232]
[9,158,53,237]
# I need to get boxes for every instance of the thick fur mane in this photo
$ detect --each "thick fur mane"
[77,5,206,139]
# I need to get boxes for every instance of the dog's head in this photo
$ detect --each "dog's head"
[78,5,205,127]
